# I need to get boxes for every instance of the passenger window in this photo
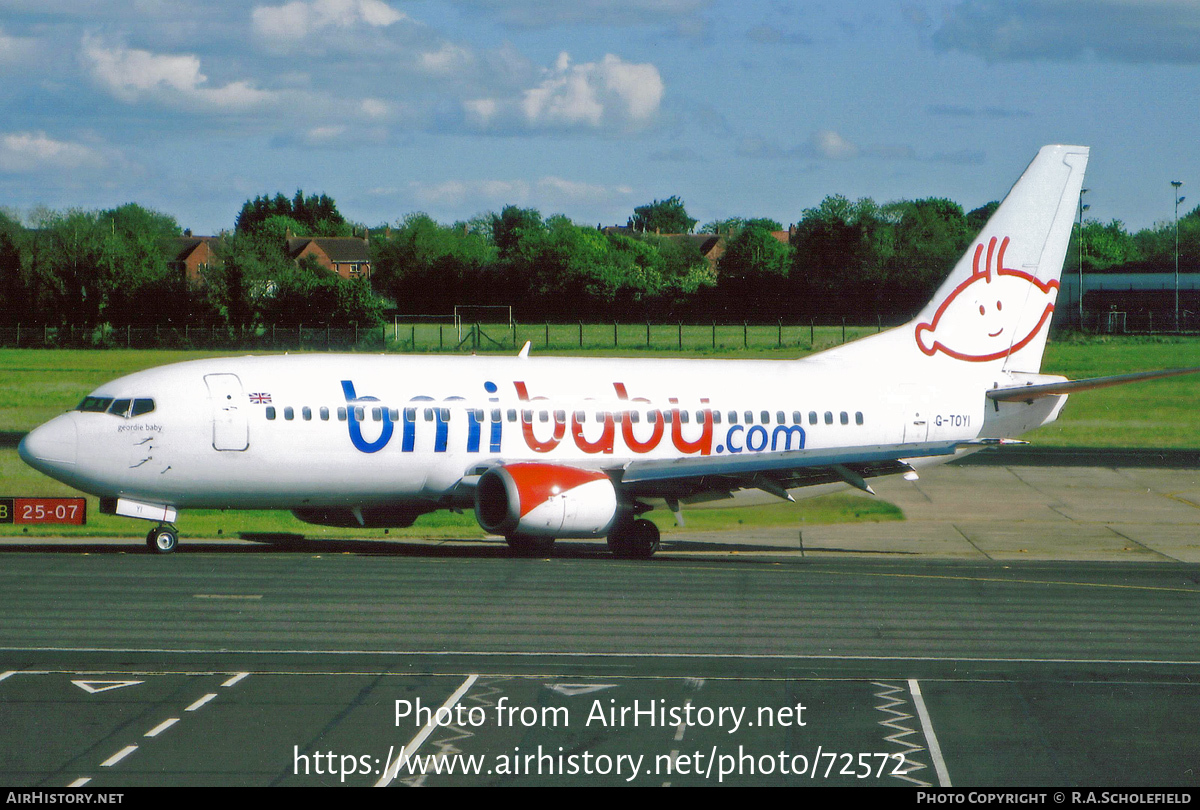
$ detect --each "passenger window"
[491,409,501,422]
[744,411,752,423]
[320,407,329,421]
[424,408,433,422]
[855,411,864,426]
[372,407,382,422]
[728,411,737,424]
[390,409,400,422]
[809,411,817,425]
[337,407,347,421]
[575,410,586,422]
[776,411,785,424]
[712,411,722,425]
[302,406,312,421]
[679,411,689,424]
[840,411,849,425]
[355,407,365,422]
[761,410,769,424]
[508,409,517,422]
[405,407,416,421]
[521,409,532,423]
[648,411,658,424]
[792,411,802,424]
[539,411,548,423]
[284,407,294,421]
[629,411,640,423]
[554,410,565,423]
[824,411,833,425]
[266,407,276,420]
[131,399,155,417]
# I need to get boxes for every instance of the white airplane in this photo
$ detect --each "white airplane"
[17,145,1199,557]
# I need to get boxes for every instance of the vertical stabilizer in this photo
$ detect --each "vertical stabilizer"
[912,145,1089,372]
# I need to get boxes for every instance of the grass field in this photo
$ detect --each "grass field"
[1,332,1196,540]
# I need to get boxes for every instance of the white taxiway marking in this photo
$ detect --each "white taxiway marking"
[221,672,250,687]
[185,693,218,712]
[100,745,138,768]
[546,683,617,696]
[67,778,90,787]
[376,674,479,788]
[908,679,951,787]
[144,718,179,738]
[72,680,143,694]
[0,671,14,683]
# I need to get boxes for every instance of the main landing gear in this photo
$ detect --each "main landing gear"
[606,518,660,560]
[146,524,179,554]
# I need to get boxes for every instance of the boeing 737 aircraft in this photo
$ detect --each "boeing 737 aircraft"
[17,145,1199,557]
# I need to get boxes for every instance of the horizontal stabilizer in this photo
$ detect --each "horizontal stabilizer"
[987,366,1200,403]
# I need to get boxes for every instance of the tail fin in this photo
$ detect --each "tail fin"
[911,144,1089,372]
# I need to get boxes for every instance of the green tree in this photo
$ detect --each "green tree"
[790,195,892,321]
[715,223,791,319]
[491,206,544,258]
[882,198,969,317]
[628,196,697,234]
[235,190,349,237]
[372,213,497,314]
[0,211,31,325]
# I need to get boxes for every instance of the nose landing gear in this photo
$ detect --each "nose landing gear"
[146,525,179,554]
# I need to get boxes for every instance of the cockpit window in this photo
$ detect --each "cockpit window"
[76,396,155,417]
[76,396,113,413]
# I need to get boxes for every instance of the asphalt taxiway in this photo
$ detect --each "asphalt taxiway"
[2,460,1199,787]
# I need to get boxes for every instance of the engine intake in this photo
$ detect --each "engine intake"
[475,463,618,538]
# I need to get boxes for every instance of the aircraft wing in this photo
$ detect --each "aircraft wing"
[615,440,966,503]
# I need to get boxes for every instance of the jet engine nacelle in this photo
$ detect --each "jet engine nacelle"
[474,462,619,538]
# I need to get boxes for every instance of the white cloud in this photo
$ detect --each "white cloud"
[466,52,663,132]
[80,36,277,110]
[0,26,38,66]
[810,130,860,160]
[252,0,405,48]
[418,42,474,76]
[0,132,107,173]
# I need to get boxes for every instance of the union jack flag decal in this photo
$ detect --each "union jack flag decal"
[249,393,272,404]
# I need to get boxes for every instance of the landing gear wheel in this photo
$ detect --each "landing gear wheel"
[607,518,660,560]
[505,535,555,557]
[146,525,178,554]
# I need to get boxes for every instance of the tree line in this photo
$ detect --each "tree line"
[1,191,1197,330]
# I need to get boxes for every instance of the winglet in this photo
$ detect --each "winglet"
[517,341,531,359]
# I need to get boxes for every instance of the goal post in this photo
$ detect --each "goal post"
[453,305,513,340]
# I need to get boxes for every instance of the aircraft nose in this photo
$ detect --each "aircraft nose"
[18,414,78,471]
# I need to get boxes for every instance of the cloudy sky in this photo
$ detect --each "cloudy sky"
[1,0,1197,234]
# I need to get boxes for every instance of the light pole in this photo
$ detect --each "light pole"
[1080,188,1089,328]
[1172,181,1184,331]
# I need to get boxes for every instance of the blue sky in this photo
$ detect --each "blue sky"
[1,0,1198,234]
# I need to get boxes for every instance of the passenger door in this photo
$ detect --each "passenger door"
[204,373,249,451]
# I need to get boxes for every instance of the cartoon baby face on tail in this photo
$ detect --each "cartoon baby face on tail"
[914,236,1059,362]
